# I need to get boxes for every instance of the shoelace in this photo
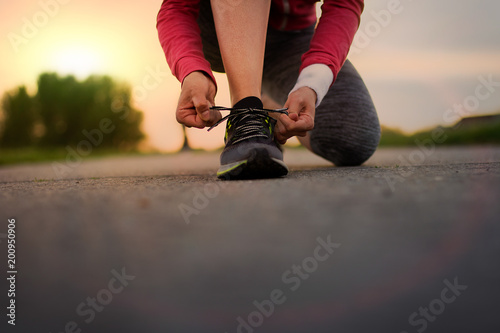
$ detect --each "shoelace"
[206,106,289,144]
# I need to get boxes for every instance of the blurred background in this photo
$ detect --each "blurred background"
[1,0,499,162]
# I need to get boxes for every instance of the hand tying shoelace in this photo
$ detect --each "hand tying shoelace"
[206,106,288,144]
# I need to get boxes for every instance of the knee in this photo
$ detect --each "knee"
[310,125,381,166]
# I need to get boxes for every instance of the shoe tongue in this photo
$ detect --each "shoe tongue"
[232,96,263,110]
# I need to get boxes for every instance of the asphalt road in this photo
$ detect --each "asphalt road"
[1,146,499,333]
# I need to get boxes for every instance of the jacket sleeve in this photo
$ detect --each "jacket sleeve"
[156,0,216,85]
[300,0,364,82]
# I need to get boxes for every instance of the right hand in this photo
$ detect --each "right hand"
[275,86,316,144]
[176,71,220,128]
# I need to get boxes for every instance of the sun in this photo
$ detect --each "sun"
[49,44,105,79]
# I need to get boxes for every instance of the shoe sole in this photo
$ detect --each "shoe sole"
[217,148,288,180]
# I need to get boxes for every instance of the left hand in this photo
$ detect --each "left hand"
[275,87,316,144]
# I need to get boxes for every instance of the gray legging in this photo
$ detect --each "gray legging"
[197,1,381,166]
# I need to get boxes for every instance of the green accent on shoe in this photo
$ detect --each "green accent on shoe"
[216,159,248,177]
[217,148,288,180]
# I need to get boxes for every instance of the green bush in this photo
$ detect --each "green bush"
[379,115,500,147]
[0,73,144,150]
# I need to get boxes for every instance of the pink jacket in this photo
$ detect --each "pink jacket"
[157,0,363,86]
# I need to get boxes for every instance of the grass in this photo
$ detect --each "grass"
[0,148,68,165]
[379,121,500,147]
[1,121,499,166]
[0,147,151,166]
[379,127,412,146]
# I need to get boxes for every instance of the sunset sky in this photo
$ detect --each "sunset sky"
[1,0,499,152]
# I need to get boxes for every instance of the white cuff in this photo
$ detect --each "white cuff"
[289,64,334,107]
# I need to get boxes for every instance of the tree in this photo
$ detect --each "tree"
[180,125,192,151]
[35,73,144,149]
[0,86,36,147]
[0,73,145,150]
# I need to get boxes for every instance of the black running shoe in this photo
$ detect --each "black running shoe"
[207,106,289,180]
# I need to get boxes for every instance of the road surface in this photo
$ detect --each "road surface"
[1,146,499,333]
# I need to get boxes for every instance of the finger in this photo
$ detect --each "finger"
[289,113,299,121]
[192,95,212,121]
[179,108,223,128]
[280,113,313,132]
[204,92,219,125]
[275,120,294,143]
[274,121,285,141]
[205,110,222,127]
[277,116,313,140]
[197,105,213,123]
[284,98,300,117]
[177,109,207,129]
[278,138,288,145]
[275,124,289,144]
[279,113,298,132]
[180,115,206,129]
[294,116,314,131]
